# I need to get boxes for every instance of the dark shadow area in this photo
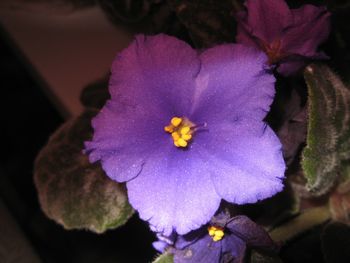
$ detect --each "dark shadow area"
[0,28,156,263]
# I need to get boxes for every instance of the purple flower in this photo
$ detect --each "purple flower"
[235,0,331,76]
[85,34,285,235]
[158,214,277,263]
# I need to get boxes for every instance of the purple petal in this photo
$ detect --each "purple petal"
[235,11,261,51]
[109,34,200,116]
[153,241,169,253]
[277,59,306,76]
[226,216,276,249]
[126,148,221,235]
[221,235,246,263]
[85,100,169,182]
[174,235,221,263]
[282,5,331,57]
[190,44,275,123]
[175,228,207,250]
[244,0,292,43]
[235,0,331,75]
[195,120,285,204]
[85,34,202,182]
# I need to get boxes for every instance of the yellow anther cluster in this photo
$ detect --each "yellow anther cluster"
[164,117,194,148]
[208,226,225,242]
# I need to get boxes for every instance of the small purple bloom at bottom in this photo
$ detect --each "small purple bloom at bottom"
[155,214,277,263]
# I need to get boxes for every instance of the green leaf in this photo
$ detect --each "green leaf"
[34,109,134,233]
[321,222,350,263]
[152,252,174,263]
[302,64,350,195]
[167,0,236,48]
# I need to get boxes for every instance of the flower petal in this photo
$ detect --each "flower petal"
[244,0,292,43]
[86,35,201,183]
[277,59,306,76]
[190,44,275,124]
[175,228,207,250]
[235,15,261,51]
[109,34,201,116]
[226,216,276,249]
[85,100,169,182]
[282,5,331,57]
[153,241,168,253]
[126,148,221,235]
[194,120,285,204]
[174,235,221,263]
[221,235,246,263]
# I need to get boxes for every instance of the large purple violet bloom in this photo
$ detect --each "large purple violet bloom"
[155,214,277,263]
[236,0,331,76]
[85,34,285,235]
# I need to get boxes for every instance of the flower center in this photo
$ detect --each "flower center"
[208,226,225,242]
[164,117,194,148]
[260,39,287,65]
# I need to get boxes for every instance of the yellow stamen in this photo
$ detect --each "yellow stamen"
[164,116,195,148]
[208,226,225,242]
[182,134,192,141]
[171,132,180,141]
[171,117,182,127]
[177,138,188,147]
[164,126,174,133]
[180,126,190,135]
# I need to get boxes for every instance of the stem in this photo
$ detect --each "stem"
[269,206,331,242]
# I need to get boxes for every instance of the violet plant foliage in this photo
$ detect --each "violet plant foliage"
[155,213,277,263]
[236,0,331,76]
[85,34,285,235]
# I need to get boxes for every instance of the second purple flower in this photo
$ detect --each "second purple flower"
[236,0,331,76]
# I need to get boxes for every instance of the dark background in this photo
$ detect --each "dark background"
[0,28,156,263]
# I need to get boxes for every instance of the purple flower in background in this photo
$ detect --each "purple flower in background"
[156,214,277,263]
[85,34,285,235]
[236,0,331,76]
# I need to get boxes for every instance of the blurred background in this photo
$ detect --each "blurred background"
[0,1,158,262]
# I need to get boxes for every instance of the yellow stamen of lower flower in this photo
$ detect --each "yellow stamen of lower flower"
[164,126,174,133]
[208,226,225,242]
[177,138,188,147]
[164,116,194,148]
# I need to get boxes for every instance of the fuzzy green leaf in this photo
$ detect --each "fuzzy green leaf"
[34,110,133,233]
[152,253,174,263]
[167,0,236,48]
[302,64,350,195]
